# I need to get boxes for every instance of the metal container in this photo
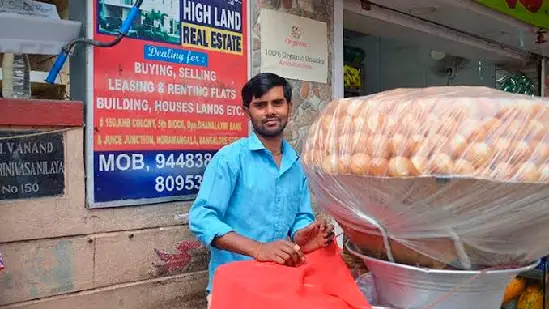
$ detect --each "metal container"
[347,242,537,309]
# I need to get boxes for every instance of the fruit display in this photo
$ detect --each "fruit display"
[503,277,527,304]
[500,73,535,95]
[344,64,361,90]
[517,284,543,309]
[302,86,549,270]
[343,46,365,66]
[502,277,544,309]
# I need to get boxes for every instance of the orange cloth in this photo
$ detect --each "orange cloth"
[211,242,372,309]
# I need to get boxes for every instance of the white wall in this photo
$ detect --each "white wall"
[345,35,497,95]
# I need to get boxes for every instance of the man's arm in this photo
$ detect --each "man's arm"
[187,152,271,257]
[289,176,316,241]
[189,152,246,250]
[211,232,261,257]
[290,176,335,252]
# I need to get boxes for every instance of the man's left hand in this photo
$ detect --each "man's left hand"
[293,219,335,253]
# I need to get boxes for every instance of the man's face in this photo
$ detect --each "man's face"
[246,86,291,138]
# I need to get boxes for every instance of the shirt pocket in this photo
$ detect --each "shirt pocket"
[279,193,301,233]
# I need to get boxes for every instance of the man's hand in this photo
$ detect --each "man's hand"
[294,219,335,253]
[253,240,305,267]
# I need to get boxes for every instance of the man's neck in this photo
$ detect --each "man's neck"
[256,133,283,154]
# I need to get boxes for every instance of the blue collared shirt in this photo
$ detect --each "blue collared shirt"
[189,132,316,293]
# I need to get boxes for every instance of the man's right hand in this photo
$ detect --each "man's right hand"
[253,240,305,267]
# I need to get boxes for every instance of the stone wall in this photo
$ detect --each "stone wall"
[0,127,209,309]
[251,0,334,153]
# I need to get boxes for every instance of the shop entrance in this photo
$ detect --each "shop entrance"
[335,0,545,279]
[339,1,542,98]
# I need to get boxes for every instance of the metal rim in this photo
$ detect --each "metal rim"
[345,240,538,274]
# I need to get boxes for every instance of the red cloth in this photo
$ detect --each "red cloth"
[211,242,372,309]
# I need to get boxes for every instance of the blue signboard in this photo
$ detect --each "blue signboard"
[88,0,249,207]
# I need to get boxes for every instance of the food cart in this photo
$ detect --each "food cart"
[210,86,549,309]
[300,87,549,309]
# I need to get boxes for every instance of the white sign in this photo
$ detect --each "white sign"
[260,9,328,83]
[0,0,60,19]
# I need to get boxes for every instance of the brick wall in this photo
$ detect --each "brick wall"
[0,128,209,308]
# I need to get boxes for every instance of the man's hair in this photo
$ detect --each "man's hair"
[241,73,292,108]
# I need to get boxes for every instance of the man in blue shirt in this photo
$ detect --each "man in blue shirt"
[189,73,334,308]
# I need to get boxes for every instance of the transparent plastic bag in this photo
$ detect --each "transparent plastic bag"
[356,272,378,305]
[301,86,549,270]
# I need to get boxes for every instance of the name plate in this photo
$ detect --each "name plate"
[0,130,65,201]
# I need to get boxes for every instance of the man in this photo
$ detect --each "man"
[189,73,334,308]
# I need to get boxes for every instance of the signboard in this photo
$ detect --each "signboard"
[87,0,250,208]
[0,130,65,201]
[472,0,549,29]
[260,9,328,83]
